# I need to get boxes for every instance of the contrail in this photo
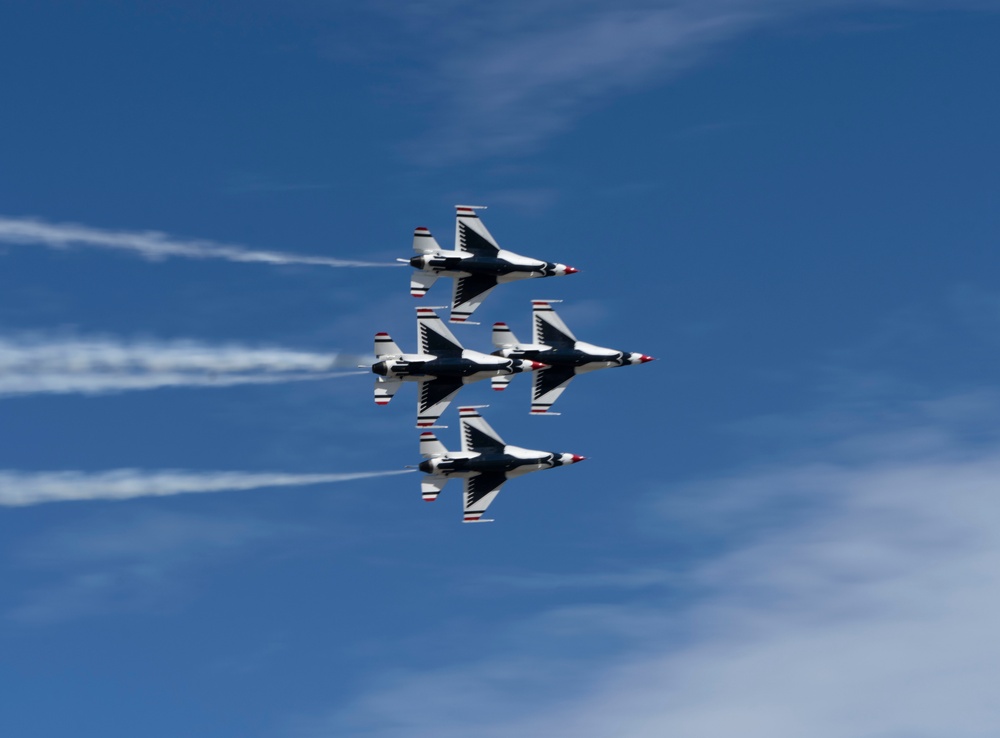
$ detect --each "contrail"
[0,468,414,506]
[0,215,403,268]
[0,334,372,397]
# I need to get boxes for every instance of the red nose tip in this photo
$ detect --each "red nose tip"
[640,355,655,363]
[571,454,586,463]
[564,266,580,275]
[530,361,548,370]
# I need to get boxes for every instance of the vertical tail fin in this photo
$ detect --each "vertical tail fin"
[491,322,520,348]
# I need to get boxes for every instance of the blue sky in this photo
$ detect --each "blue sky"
[1,2,999,735]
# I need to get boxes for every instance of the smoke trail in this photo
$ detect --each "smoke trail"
[0,334,372,397]
[0,216,403,267]
[0,468,414,506]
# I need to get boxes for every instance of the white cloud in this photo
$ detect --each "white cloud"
[393,0,999,162]
[306,392,1000,737]
[0,215,401,267]
[7,511,291,624]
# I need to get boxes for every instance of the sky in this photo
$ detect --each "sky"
[1,1,999,735]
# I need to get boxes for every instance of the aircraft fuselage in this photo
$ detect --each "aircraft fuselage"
[409,251,564,281]
[373,352,523,382]
[418,448,573,477]
[493,343,637,372]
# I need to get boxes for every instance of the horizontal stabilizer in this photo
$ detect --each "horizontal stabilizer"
[413,227,441,253]
[374,377,402,406]
[491,375,512,392]
[410,271,439,298]
[374,332,402,358]
[422,475,448,501]
[492,322,520,348]
[419,431,448,458]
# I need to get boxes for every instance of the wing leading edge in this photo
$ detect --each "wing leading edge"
[462,473,506,523]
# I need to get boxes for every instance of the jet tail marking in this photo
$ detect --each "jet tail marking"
[492,322,520,348]
[374,332,402,358]
[422,475,449,501]
[413,227,441,254]
[374,377,402,406]
[419,431,448,458]
[410,271,439,298]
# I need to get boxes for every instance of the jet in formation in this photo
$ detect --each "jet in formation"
[491,300,655,414]
[404,205,579,323]
[417,406,586,523]
[372,306,546,427]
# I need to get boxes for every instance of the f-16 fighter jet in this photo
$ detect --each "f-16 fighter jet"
[491,300,655,415]
[417,406,586,523]
[405,205,579,323]
[372,306,546,427]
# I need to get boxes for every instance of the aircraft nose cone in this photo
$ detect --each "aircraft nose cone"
[564,266,580,275]
[639,355,655,363]
[570,454,586,464]
[530,360,548,370]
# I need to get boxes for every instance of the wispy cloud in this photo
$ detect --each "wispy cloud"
[389,0,996,162]
[0,468,413,506]
[0,333,371,397]
[0,215,401,267]
[306,391,1000,737]
[7,510,294,623]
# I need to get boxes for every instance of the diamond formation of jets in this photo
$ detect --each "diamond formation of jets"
[403,205,579,323]
[372,306,546,428]
[377,205,655,522]
[491,300,655,414]
[417,406,586,523]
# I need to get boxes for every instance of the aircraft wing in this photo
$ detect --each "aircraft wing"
[455,206,500,257]
[417,377,464,427]
[451,275,498,323]
[417,307,464,355]
[459,406,506,452]
[462,473,507,523]
[531,365,576,415]
[532,300,577,347]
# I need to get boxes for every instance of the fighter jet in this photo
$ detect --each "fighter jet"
[417,406,586,523]
[372,306,546,428]
[404,205,579,323]
[491,300,655,414]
